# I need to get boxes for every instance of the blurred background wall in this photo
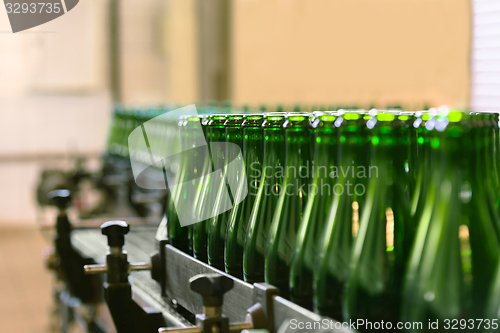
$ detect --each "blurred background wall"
[0,0,110,224]
[233,0,471,110]
[0,0,473,224]
[471,0,500,111]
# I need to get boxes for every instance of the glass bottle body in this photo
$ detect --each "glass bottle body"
[244,116,286,283]
[208,115,245,270]
[266,116,312,299]
[401,112,500,330]
[226,116,265,278]
[314,113,369,319]
[290,114,338,309]
[344,114,412,326]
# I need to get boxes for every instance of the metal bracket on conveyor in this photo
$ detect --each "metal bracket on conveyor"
[44,189,102,304]
[157,273,258,333]
[84,221,166,333]
[250,284,279,333]
[160,244,352,333]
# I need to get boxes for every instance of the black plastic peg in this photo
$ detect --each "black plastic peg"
[190,274,234,308]
[101,221,130,248]
[48,189,72,210]
[46,189,101,304]
[48,189,72,235]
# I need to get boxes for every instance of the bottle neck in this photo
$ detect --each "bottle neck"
[226,126,243,146]
[418,129,432,170]
[397,122,415,174]
[473,124,496,179]
[314,127,337,179]
[226,125,244,166]
[367,129,409,192]
[244,127,264,177]
[336,129,368,181]
[209,125,226,170]
[263,128,285,184]
[284,129,311,179]
[367,136,397,182]
[209,125,226,143]
[431,133,471,188]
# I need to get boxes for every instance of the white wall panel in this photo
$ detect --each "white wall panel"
[471,0,500,111]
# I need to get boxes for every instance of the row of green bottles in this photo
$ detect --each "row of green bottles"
[105,103,429,159]
[106,106,152,158]
[106,105,500,331]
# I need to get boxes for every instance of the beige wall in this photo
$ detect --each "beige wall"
[114,0,199,105]
[471,0,500,111]
[0,2,111,224]
[232,0,471,109]
[120,0,168,104]
[3,0,467,108]
[0,0,107,95]
[163,0,200,104]
[0,95,111,224]
[0,0,472,224]
[0,0,471,105]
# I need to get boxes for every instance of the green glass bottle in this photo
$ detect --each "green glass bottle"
[189,115,211,260]
[394,112,417,239]
[289,113,338,309]
[398,112,418,197]
[166,115,206,254]
[166,115,188,252]
[494,112,500,204]
[244,114,286,283]
[401,113,465,329]
[242,105,251,113]
[409,112,435,231]
[481,112,500,328]
[116,106,133,158]
[106,106,122,156]
[208,115,245,270]
[313,112,369,319]
[401,111,500,330]
[343,111,413,326]
[484,255,500,328]
[116,106,132,157]
[476,112,500,211]
[191,115,227,262]
[469,113,500,318]
[113,105,128,158]
[122,107,146,159]
[226,115,265,278]
[265,114,312,299]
